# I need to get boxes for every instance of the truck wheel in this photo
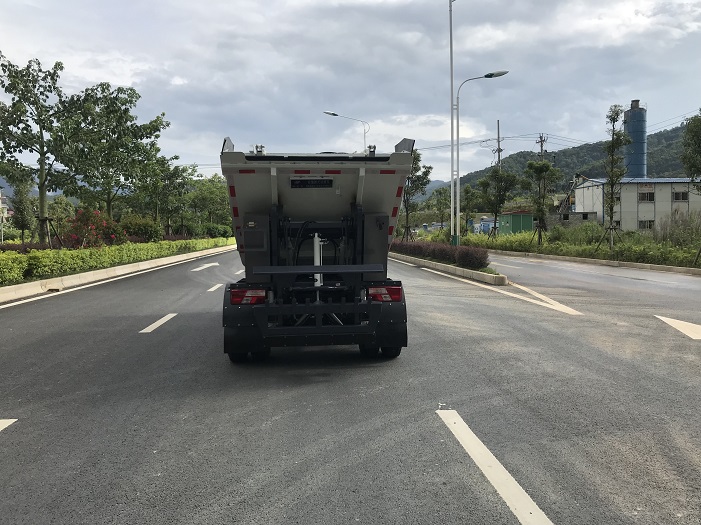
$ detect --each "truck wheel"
[228,351,249,363]
[224,328,248,363]
[359,344,380,358]
[381,347,402,359]
[250,348,271,362]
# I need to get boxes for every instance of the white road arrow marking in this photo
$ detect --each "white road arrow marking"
[191,263,220,272]
[0,419,18,432]
[140,313,178,333]
[655,316,701,340]
[437,410,554,525]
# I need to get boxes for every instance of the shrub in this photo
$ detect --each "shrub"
[0,251,29,285]
[63,209,128,248]
[456,245,489,269]
[120,215,162,242]
[0,237,235,286]
[203,223,232,238]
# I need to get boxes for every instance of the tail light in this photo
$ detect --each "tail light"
[230,289,266,305]
[367,286,402,302]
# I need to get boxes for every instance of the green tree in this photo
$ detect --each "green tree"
[55,82,170,219]
[429,186,450,229]
[189,173,230,225]
[0,52,81,243]
[600,104,632,251]
[8,178,36,243]
[681,109,701,194]
[477,165,520,238]
[523,160,562,245]
[401,150,432,240]
[461,184,480,232]
[47,194,75,239]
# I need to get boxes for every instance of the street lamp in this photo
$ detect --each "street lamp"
[454,70,508,243]
[323,111,370,154]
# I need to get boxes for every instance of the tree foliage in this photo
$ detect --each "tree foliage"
[681,109,701,194]
[428,186,450,229]
[0,52,79,243]
[401,149,432,240]
[523,160,562,245]
[8,178,36,243]
[477,166,521,237]
[601,104,632,250]
[55,82,170,219]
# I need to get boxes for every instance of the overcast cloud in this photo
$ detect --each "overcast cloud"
[1,0,700,181]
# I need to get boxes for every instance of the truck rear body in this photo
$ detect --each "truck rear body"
[220,138,414,361]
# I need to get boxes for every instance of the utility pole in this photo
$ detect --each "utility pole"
[534,133,548,246]
[536,133,547,160]
[497,120,502,170]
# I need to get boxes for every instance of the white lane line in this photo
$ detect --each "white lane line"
[388,258,416,267]
[421,268,582,316]
[0,419,18,432]
[235,269,245,275]
[437,410,554,525]
[655,316,701,340]
[191,263,220,272]
[139,313,178,333]
[207,283,224,292]
[491,262,521,269]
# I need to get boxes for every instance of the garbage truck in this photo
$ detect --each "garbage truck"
[220,137,415,362]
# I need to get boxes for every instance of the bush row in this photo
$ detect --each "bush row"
[0,238,234,286]
[391,241,489,270]
[456,229,701,268]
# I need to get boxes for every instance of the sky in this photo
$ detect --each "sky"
[1,0,700,182]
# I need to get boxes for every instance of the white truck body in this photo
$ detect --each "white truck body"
[220,138,414,362]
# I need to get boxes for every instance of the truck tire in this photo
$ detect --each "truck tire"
[228,351,248,363]
[250,348,271,362]
[225,328,248,363]
[359,344,380,358]
[381,347,402,359]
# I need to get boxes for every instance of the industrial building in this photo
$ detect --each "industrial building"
[573,99,700,231]
[574,177,700,231]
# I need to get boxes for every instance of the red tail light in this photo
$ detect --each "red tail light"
[367,286,402,302]
[230,289,266,305]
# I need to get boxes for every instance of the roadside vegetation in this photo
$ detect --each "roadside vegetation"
[0,52,236,287]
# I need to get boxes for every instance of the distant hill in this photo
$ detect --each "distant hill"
[422,125,686,199]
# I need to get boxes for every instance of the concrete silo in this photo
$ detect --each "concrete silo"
[623,99,647,178]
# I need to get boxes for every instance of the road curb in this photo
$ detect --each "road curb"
[389,253,508,285]
[487,249,701,277]
[0,245,238,305]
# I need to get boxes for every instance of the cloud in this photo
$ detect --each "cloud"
[1,0,700,182]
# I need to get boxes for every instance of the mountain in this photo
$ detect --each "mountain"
[422,125,686,199]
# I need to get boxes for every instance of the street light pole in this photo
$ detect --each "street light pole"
[449,0,456,241]
[323,111,370,154]
[454,70,509,243]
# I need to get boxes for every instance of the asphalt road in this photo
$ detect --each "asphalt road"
[1,251,700,524]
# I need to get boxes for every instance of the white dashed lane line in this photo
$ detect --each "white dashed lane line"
[0,419,17,433]
[207,284,224,292]
[437,410,555,525]
[139,313,178,333]
[235,269,244,275]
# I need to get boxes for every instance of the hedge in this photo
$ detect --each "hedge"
[0,251,29,285]
[391,241,489,270]
[1,238,234,286]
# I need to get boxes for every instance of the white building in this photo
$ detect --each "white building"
[574,177,700,231]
